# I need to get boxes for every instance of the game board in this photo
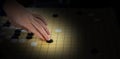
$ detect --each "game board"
[1,8,117,59]
[0,8,83,59]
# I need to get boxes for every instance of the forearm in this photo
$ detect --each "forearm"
[3,0,29,19]
[3,0,28,12]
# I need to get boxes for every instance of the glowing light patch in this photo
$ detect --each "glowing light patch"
[21,30,27,32]
[55,29,62,32]
[31,42,37,46]
[18,39,26,43]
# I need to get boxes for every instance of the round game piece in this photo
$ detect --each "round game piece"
[21,29,27,32]
[55,29,62,32]
[15,29,21,33]
[28,33,34,36]
[26,33,34,39]
[13,33,21,36]
[14,29,21,36]
[3,21,11,27]
[18,39,26,43]
[31,42,37,46]
[26,36,32,39]
[52,14,58,17]
[46,39,53,43]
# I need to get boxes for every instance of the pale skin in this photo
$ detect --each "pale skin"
[3,0,51,41]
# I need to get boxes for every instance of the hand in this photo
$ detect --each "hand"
[3,0,51,41]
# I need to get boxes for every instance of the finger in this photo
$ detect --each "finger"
[34,17,51,35]
[24,24,45,40]
[30,18,50,41]
[10,18,45,40]
[32,14,48,25]
[8,18,45,40]
[7,16,48,40]
[31,21,50,41]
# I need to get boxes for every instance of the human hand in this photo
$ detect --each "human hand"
[3,0,51,41]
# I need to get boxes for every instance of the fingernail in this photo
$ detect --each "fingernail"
[47,38,51,40]
[46,35,51,41]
